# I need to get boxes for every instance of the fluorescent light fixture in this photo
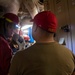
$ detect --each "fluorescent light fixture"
[21,25,32,30]
[23,30,29,33]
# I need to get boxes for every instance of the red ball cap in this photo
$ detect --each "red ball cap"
[3,13,19,24]
[32,11,58,33]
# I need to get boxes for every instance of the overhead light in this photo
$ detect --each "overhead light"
[21,25,32,30]
[23,30,29,33]
[16,25,20,29]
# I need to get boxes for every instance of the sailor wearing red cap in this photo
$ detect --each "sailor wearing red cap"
[9,11,74,75]
[0,13,19,75]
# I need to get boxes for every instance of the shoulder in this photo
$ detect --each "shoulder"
[0,36,8,45]
[0,36,12,52]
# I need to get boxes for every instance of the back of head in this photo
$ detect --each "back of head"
[32,11,58,33]
[12,33,19,41]
[32,11,58,42]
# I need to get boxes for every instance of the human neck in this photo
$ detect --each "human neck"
[36,38,55,43]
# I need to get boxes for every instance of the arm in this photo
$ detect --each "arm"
[4,45,12,75]
[0,37,12,75]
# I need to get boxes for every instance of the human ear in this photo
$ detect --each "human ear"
[33,23,38,32]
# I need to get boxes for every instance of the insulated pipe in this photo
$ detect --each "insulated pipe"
[0,0,20,15]
[22,0,38,18]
